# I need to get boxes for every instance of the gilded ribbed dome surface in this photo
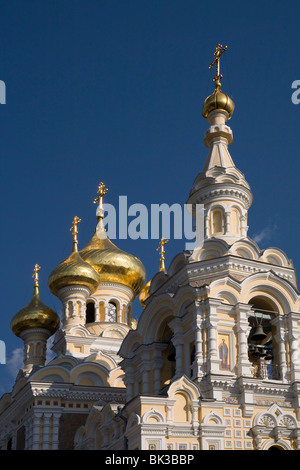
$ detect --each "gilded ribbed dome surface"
[48,247,100,296]
[202,89,235,119]
[11,287,60,337]
[79,231,146,298]
[139,280,151,307]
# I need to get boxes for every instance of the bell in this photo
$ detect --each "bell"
[252,347,261,356]
[264,349,273,361]
[259,348,266,357]
[251,324,267,341]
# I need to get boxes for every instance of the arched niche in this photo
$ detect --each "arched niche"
[211,208,225,236]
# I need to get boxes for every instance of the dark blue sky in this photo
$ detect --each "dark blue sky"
[1,0,300,392]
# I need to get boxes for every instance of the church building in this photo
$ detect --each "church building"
[1,45,300,451]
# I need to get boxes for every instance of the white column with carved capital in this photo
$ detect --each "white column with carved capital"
[271,314,288,382]
[205,299,221,373]
[193,303,205,380]
[235,303,252,376]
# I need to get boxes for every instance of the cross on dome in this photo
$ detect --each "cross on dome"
[209,43,227,90]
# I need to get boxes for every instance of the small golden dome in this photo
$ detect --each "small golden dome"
[48,246,101,296]
[11,266,60,337]
[80,229,146,298]
[139,280,151,308]
[202,88,235,120]
[48,216,101,297]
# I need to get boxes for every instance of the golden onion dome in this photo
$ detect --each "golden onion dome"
[139,280,151,308]
[80,181,146,298]
[202,44,234,120]
[48,246,100,296]
[11,265,60,337]
[48,216,101,297]
[202,88,235,120]
[80,229,146,298]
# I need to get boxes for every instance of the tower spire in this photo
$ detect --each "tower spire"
[187,45,253,249]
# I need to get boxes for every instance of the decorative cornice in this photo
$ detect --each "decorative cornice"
[154,255,296,298]
[188,183,253,209]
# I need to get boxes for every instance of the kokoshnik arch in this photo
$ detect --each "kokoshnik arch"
[1,45,300,451]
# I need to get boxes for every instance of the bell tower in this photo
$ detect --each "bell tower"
[187,44,253,248]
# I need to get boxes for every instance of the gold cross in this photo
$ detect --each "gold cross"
[156,237,169,272]
[32,264,41,286]
[93,181,108,206]
[70,216,81,244]
[209,43,227,89]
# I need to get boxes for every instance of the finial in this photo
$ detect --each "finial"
[209,43,227,90]
[32,264,41,291]
[94,182,108,238]
[70,216,81,250]
[93,182,108,215]
[156,237,169,273]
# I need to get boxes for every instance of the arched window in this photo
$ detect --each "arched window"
[86,302,95,323]
[107,302,117,322]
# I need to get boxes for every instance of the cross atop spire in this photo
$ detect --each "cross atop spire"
[32,264,41,287]
[94,182,108,207]
[70,216,81,248]
[209,43,227,90]
[156,237,169,273]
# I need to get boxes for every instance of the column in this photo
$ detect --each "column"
[286,312,300,382]
[95,301,100,322]
[235,303,253,376]
[42,413,52,450]
[205,299,221,373]
[32,412,43,450]
[272,314,288,381]
[51,412,61,450]
[192,304,204,380]
[204,212,210,239]
[225,211,230,234]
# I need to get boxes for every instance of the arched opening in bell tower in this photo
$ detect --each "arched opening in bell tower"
[157,317,176,389]
[86,301,96,324]
[247,296,279,380]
